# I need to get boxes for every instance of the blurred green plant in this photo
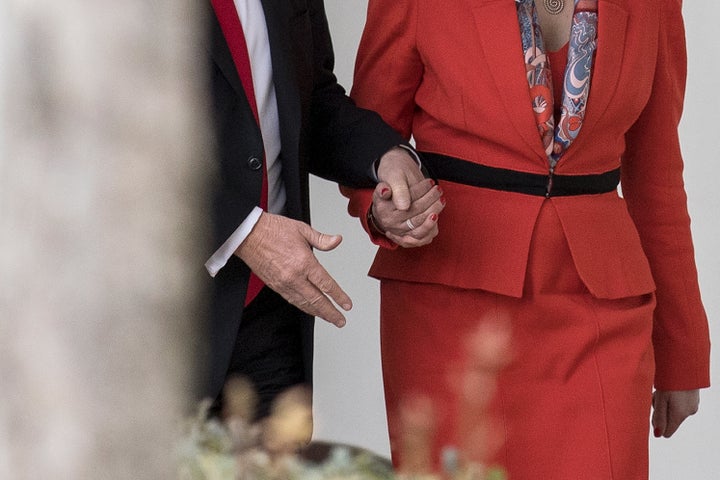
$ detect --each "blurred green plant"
[177,319,511,480]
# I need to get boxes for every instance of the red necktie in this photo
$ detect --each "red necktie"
[211,0,268,306]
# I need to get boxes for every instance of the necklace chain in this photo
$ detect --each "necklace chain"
[542,0,565,15]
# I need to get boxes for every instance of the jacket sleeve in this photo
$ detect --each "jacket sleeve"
[621,0,710,390]
[305,0,410,186]
[340,0,424,244]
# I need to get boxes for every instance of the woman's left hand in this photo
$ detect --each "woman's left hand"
[651,389,700,438]
[371,178,445,248]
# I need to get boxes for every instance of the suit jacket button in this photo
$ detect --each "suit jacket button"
[247,156,262,170]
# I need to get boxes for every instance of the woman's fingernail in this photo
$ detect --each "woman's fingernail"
[441,197,447,205]
[430,213,438,222]
[437,186,443,194]
[654,428,662,437]
[381,187,389,195]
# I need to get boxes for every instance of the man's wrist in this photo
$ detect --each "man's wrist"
[366,205,385,236]
[396,144,422,167]
[204,207,264,277]
[372,145,423,181]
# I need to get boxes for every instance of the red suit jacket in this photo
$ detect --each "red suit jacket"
[343,0,710,391]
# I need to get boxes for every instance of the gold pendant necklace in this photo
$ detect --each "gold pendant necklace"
[543,0,565,15]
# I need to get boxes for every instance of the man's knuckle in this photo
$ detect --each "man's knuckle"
[277,271,295,285]
[286,294,306,308]
[307,268,325,283]
[317,279,334,293]
[309,295,324,306]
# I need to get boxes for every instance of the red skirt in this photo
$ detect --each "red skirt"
[379,201,656,479]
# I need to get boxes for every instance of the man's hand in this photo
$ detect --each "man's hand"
[234,212,351,327]
[652,389,700,438]
[376,147,427,211]
[374,147,445,247]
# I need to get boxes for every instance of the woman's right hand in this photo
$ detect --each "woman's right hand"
[652,389,700,438]
[370,178,445,248]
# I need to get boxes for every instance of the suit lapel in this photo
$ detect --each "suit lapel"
[208,0,301,147]
[259,0,301,154]
[473,1,548,162]
[472,0,628,163]
[259,0,304,217]
[208,4,263,139]
[208,6,242,102]
[570,0,627,151]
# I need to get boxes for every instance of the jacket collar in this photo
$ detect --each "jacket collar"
[207,0,301,142]
[472,0,628,164]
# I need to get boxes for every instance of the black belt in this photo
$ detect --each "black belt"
[419,151,620,198]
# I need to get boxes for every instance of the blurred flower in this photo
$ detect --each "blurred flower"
[262,385,313,456]
[396,394,436,476]
[177,318,511,480]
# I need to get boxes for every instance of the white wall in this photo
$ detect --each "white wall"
[312,2,720,478]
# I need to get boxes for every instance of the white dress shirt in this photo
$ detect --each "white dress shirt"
[205,0,284,277]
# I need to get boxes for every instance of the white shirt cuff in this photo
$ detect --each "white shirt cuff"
[205,207,263,277]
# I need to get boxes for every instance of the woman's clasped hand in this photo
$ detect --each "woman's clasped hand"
[370,178,445,248]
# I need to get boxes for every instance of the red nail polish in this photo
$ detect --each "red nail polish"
[381,187,389,195]
[430,213,438,222]
[654,428,662,437]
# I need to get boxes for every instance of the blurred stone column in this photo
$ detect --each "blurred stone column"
[0,1,212,479]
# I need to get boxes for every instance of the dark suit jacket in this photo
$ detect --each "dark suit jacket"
[204,0,406,399]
